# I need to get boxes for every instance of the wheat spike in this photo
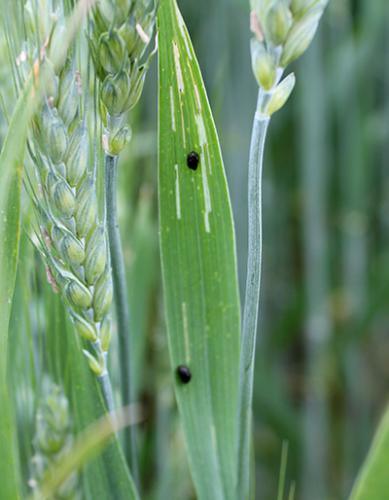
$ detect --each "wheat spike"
[28,379,80,500]
[88,0,158,155]
[21,1,113,380]
[250,0,328,115]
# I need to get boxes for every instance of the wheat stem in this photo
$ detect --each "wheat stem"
[105,152,138,482]
[98,372,115,414]
[237,90,269,499]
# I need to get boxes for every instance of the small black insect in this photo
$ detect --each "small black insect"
[176,365,192,384]
[186,151,200,170]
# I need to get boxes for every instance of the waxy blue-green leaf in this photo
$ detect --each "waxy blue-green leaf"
[158,1,241,498]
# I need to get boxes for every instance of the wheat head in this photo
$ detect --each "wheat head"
[29,379,80,500]
[250,0,328,115]
[88,0,158,155]
[21,1,113,378]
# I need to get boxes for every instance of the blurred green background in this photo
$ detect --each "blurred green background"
[2,0,389,499]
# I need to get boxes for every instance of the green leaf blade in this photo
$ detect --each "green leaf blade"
[0,77,32,500]
[350,405,389,500]
[158,1,241,498]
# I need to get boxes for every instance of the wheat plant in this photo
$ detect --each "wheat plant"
[238,0,328,497]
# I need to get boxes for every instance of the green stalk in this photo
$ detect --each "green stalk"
[239,1,328,494]
[105,153,138,483]
[237,90,270,499]
[98,372,115,414]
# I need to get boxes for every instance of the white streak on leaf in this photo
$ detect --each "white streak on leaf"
[170,86,176,132]
[196,114,212,233]
[174,164,181,219]
[172,41,187,147]
[173,41,184,92]
[181,116,187,148]
[194,84,202,112]
[196,113,207,147]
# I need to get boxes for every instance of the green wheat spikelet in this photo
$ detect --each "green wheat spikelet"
[88,0,158,155]
[29,380,80,500]
[250,0,328,115]
[20,0,113,379]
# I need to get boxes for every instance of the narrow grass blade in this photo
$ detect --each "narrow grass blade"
[8,232,37,498]
[0,76,31,500]
[277,441,289,500]
[158,1,241,498]
[349,405,389,500]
